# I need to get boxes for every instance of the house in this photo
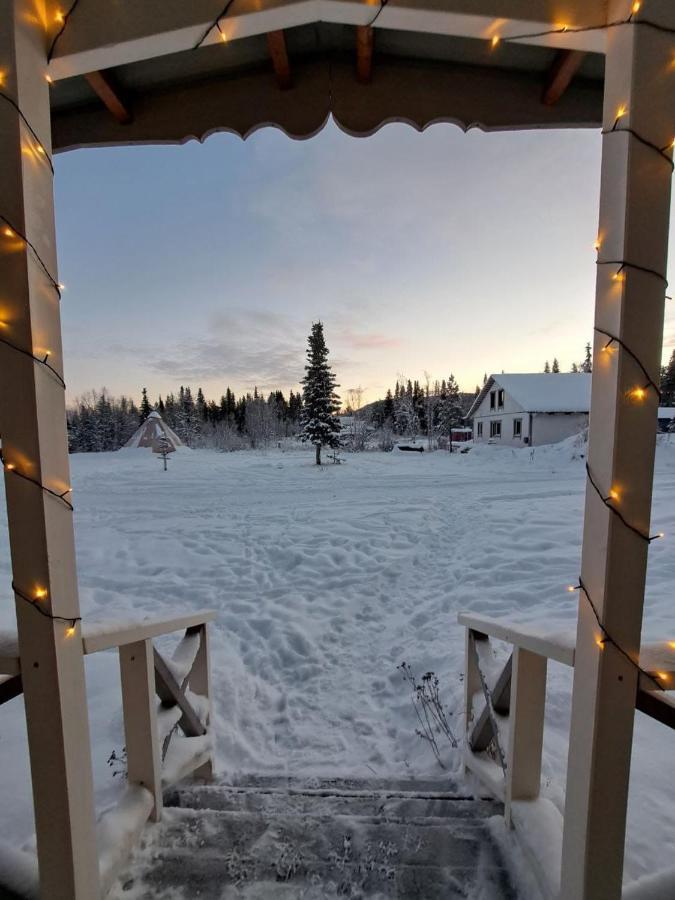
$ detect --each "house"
[467,373,591,447]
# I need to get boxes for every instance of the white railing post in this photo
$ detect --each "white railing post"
[188,623,214,779]
[505,647,547,826]
[561,3,674,897]
[463,628,481,761]
[120,639,163,820]
[0,3,99,896]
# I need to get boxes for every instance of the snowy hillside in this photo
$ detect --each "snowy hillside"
[0,439,674,889]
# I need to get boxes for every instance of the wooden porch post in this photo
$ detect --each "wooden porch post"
[560,3,674,898]
[0,3,100,897]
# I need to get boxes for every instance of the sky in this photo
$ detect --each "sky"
[54,120,675,406]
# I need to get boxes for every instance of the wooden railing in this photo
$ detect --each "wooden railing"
[459,611,675,899]
[0,609,216,898]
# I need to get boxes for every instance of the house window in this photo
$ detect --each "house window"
[490,420,501,438]
[498,389,505,409]
[477,422,483,438]
[490,391,496,410]
[513,418,522,438]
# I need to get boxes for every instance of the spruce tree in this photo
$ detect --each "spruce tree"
[544,360,551,373]
[552,358,560,374]
[661,350,675,407]
[581,342,593,373]
[438,374,464,452]
[140,387,151,421]
[300,322,341,465]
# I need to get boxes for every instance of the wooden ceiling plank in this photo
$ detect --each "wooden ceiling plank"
[356,25,374,84]
[266,30,292,90]
[542,49,586,106]
[84,70,132,123]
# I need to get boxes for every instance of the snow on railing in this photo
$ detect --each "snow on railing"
[458,611,675,900]
[0,610,216,899]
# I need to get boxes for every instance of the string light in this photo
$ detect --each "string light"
[45,74,53,85]
[0,92,54,173]
[631,1,641,13]
[1,451,74,510]
[12,582,80,630]
[487,10,675,46]
[47,0,81,62]
[0,332,66,389]
[0,215,62,298]
[595,327,662,401]
[585,462,663,544]
[491,36,501,49]
[194,0,237,49]
[570,579,665,691]
[599,260,668,287]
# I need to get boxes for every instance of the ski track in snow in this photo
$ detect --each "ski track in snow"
[0,439,674,886]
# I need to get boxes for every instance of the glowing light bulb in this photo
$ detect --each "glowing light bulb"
[616,105,627,120]
[567,585,578,593]
[656,532,665,539]
[594,239,601,252]
[35,588,48,600]
[609,489,619,501]
[5,463,15,471]
[55,10,65,22]
[45,74,53,84]
[631,1,641,12]
[3,227,15,238]
[220,30,228,42]
[558,23,569,32]
[66,625,76,637]
[669,641,675,650]
[57,282,65,291]
[631,387,646,401]
[657,672,669,682]
[36,145,45,155]
[596,638,605,649]
[491,35,500,49]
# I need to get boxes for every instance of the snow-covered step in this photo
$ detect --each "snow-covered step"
[166,779,498,822]
[111,778,517,899]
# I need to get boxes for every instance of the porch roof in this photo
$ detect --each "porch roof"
[47,1,608,152]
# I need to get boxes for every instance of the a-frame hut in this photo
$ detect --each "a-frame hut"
[122,411,183,453]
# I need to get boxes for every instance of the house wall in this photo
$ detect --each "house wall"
[471,386,529,447]
[531,413,588,446]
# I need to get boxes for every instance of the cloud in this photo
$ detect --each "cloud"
[145,308,306,391]
[338,328,402,350]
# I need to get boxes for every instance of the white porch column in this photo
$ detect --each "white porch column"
[560,3,674,899]
[0,3,100,897]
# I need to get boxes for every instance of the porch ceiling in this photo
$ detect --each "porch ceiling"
[48,2,607,151]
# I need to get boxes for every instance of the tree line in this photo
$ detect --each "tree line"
[67,385,305,452]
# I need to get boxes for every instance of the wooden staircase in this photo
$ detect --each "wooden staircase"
[110,777,518,899]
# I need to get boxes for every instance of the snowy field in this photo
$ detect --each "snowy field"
[1,438,675,890]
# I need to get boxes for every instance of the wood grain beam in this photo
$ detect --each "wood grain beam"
[84,70,132,123]
[266,30,292,90]
[542,49,586,106]
[356,25,374,84]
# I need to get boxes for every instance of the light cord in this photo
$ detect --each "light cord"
[574,578,664,691]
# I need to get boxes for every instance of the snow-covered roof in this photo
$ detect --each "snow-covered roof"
[467,373,592,418]
[147,411,161,419]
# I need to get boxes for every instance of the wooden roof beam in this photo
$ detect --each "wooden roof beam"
[542,49,586,106]
[266,30,292,90]
[84,70,132,123]
[356,25,374,84]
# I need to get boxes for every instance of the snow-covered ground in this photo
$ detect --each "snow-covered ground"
[1,438,674,890]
